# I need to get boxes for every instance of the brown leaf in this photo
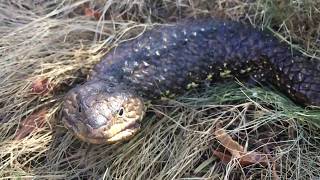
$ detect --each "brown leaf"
[14,108,48,140]
[84,7,102,20]
[272,159,280,180]
[30,78,51,94]
[214,128,244,158]
[213,150,232,164]
[214,127,270,167]
[239,152,269,167]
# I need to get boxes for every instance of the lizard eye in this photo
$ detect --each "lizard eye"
[118,107,124,117]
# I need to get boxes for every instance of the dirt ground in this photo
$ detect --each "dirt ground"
[0,0,320,179]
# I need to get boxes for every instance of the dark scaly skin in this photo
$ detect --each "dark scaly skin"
[62,19,320,144]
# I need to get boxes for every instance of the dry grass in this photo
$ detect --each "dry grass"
[0,0,320,179]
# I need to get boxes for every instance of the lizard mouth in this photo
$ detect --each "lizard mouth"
[105,121,141,143]
[64,119,142,144]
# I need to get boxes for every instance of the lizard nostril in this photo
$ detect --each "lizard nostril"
[118,108,124,116]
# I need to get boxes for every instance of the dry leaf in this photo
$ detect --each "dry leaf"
[214,127,270,167]
[14,108,48,140]
[272,159,280,180]
[214,128,244,158]
[31,78,51,94]
[238,152,269,167]
[84,7,102,20]
[213,150,233,164]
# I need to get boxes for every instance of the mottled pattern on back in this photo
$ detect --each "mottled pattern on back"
[90,19,320,106]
